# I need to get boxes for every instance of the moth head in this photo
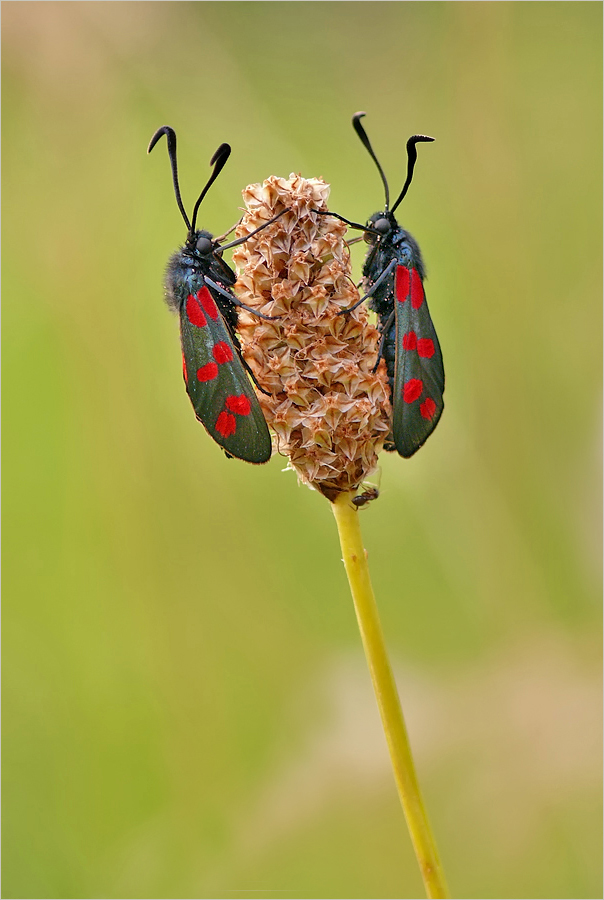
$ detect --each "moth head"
[194,231,214,256]
[364,212,392,243]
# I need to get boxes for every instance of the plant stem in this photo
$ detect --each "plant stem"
[331,491,450,899]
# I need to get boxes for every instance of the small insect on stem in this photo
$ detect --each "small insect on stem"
[351,486,380,509]
[351,468,381,509]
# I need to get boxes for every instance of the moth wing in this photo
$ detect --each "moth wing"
[180,283,272,464]
[392,266,445,458]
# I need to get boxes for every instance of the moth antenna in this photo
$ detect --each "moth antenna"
[353,112,390,211]
[391,134,434,215]
[190,143,232,234]
[148,126,191,233]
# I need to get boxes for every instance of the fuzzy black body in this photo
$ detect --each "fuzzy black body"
[165,229,238,327]
[363,211,444,458]
[363,212,426,396]
[165,230,272,465]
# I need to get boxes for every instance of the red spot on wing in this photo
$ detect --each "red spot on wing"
[420,397,437,419]
[417,338,435,358]
[226,395,251,416]
[403,378,423,403]
[197,287,219,320]
[411,269,424,309]
[395,266,410,303]
[402,331,417,350]
[182,353,188,383]
[197,362,219,382]
[216,411,236,437]
[186,294,207,327]
[213,341,233,364]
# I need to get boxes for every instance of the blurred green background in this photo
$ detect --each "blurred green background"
[3,3,602,898]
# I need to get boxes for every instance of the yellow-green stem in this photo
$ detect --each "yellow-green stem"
[332,491,450,899]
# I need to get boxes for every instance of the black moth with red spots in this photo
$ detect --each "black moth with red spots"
[167,260,270,462]
[149,126,282,464]
[367,230,444,458]
[336,113,444,458]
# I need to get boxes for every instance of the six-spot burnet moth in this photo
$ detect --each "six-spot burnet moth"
[148,126,286,464]
[324,113,445,459]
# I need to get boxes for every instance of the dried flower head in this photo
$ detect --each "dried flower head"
[233,174,390,501]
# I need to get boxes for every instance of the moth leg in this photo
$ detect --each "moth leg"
[363,239,381,274]
[204,276,282,321]
[215,209,289,252]
[226,327,272,396]
[214,217,243,243]
[373,309,395,373]
[240,355,272,396]
[216,298,273,398]
[337,257,397,315]
[314,209,382,237]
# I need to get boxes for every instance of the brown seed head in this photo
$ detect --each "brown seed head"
[233,174,390,501]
